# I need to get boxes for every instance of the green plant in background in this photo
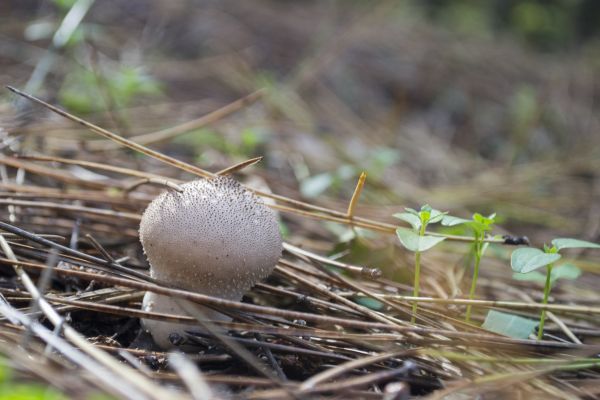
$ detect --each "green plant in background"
[0,355,117,399]
[28,0,163,116]
[300,165,355,199]
[395,205,447,322]
[174,127,268,166]
[52,0,79,12]
[299,147,400,200]
[414,0,588,52]
[441,213,496,322]
[59,66,162,115]
[0,356,67,400]
[511,238,600,340]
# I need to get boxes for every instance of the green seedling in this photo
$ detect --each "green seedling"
[511,238,600,340]
[442,213,496,322]
[394,205,447,322]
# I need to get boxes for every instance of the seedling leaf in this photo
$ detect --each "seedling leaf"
[482,310,538,339]
[481,242,490,256]
[551,263,581,282]
[512,271,546,283]
[428,208,447,224]
[551,238,600,251]
[393,212,421,230]
[441,215,470,226]
[404,207,419,216]
[353,297,384,311]
[512,263,581,286]
[300,173,333,198]
[396,228,446,252]
[511,247,561,273]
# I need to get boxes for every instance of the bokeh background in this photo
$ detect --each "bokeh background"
[1,0,600,246]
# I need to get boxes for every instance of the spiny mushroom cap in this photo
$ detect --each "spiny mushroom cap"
[139,177,282,300]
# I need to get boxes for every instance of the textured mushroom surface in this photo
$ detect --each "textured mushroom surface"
[139,177,282,348]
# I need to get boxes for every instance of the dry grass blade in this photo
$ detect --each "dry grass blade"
[217,156,263,176]
[0,254,590,351]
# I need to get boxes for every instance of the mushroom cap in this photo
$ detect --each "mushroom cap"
[139,177,282,299]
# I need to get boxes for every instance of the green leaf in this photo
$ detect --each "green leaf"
[240,128,266,154]
[367,146,401,178]
[393,212,422,230]
[404,207,419,216]
[473,213,495,226]
[551,238,600,251]
[551,263,581,282]
[512,263,581,286]
[278,221,290,239]
[53,0,78,11]
[477,241,491,258]
[420,204,433,212]
[510,247,562,273]
[512,271,547,283]
[441,215,470,226]
[482,310,538,339]
[0,384,68,399]
[300,173,333,198]
[427,208,447,224]
[471,213,495,235]
[396,228,446,252]
[0,358,10,383]
[353,297,384,311]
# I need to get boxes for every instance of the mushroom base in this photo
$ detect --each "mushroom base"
[141,291,230,349]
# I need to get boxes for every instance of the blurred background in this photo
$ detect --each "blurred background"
[0,3,599,397]
[1,0,599,244]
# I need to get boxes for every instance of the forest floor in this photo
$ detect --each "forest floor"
[0,1,599,399]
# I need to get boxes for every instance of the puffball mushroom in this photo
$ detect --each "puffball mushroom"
[139,176,282,349]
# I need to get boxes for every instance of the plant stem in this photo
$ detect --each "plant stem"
[411,223,427,323]
[411,250,421,323]
[465,240,482,323]
[538,263,554,340]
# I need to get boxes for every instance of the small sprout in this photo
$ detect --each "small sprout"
[139,177,282,349]
[511,237,599,340]
[394,204,447,322]
[441,213,496,322]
